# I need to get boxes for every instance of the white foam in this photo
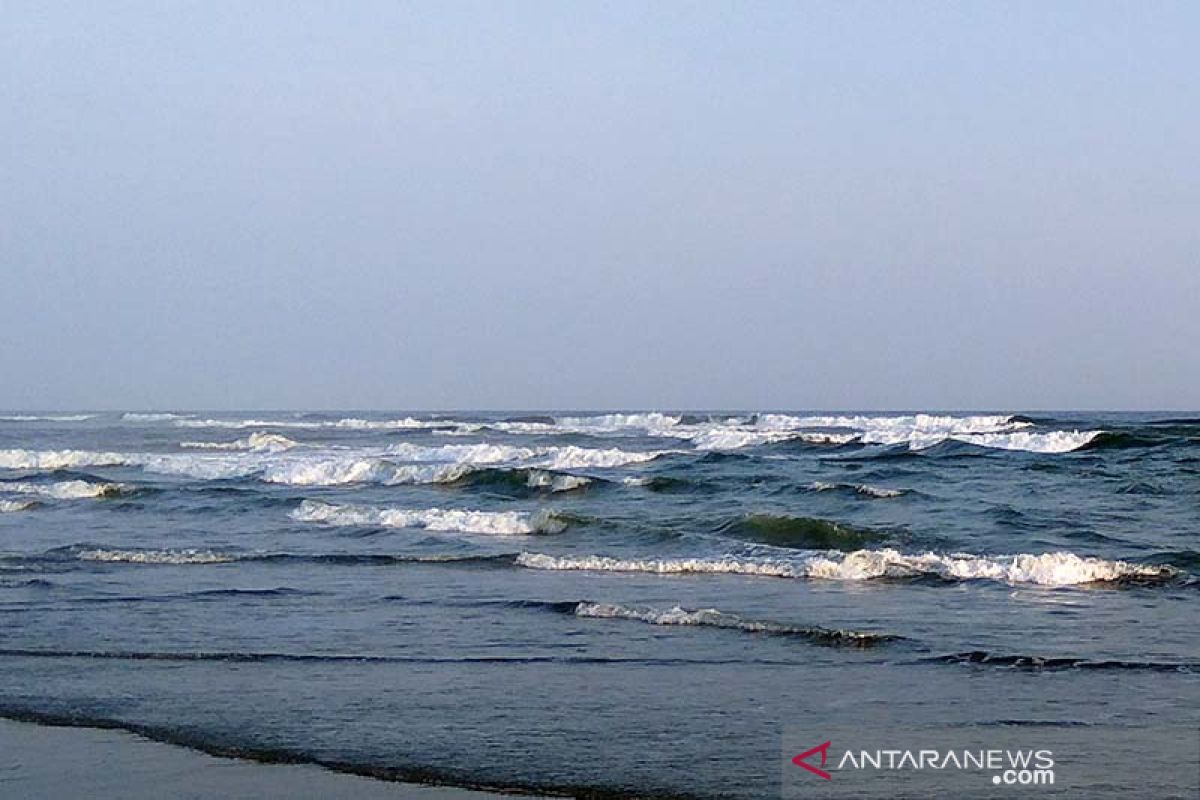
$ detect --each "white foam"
[0,499,37,512]
[292,499,566,535]
[122,412,193,422]
[175,417,439,430]
[0,449,130,470]
[687,429,855,450]
[574,602,794,633]
[516,548,1173,587]
[180,432,299,452]
[0,480,127,500]
[555,413,682,430]
[76,548,236,564]
[386,442,539,464]
[525,470,592,492]
[0,414,96,422]
[261,459,470,487]
[808,481,904,498]
[534,446,664,469]
[385,442,666,470]
[516,552,803,578]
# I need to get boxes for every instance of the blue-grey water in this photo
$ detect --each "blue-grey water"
[0,411,1196,798]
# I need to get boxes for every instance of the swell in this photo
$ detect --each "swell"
[715,513,891,551]
[1,546,518,569]
[513,549,1184,588]
[1075,431,1174,451]
[0,706,701,800]
[565,601,897,647]
[0,647,789,667]
[4,544,1188,589]
[928,651,1199,672]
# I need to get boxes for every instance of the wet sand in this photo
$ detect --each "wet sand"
[0,719,527,800]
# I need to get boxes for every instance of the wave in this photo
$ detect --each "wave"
[0,449,128,471]
[570,602,895,646]
[807,481,905,498]
[10,545,517,569]
[444,467,595,494]
[0,445,645,487]
[291,499,571,535]
[621,475,697,492]
[0,499,38,513]
[514,548,1179,587]
[1075,431,1170,451]
[688,430,855,451]
[521,412,1098,454]
[386,442,668,470]
[930,651,1198,672]
[858,428,1101,453]
[0,414,96,422]
[0,480,131,500]
[122,412,193,422]
[180,432,299,452]
[76,548,238,564]
[716,514,888,551]
[174,417,443,430]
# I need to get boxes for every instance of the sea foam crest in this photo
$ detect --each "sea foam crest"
[292,499,567,535]
[385,442,665,470]
[122,412,194,422]
[175,417,439,430]
[574,602,797,634]
[1,480,128,500]
[0,414,97,422]
[571,602,889,644]
[76,548,236,564]
[0,499,38,513]
[809,481,905,498]
[0,449,129,470]
[516,549,1175,587]
[180,432,299,452]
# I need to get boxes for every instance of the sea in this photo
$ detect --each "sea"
[0,411,1196,798]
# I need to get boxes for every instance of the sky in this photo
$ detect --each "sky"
[2,1,1197,411]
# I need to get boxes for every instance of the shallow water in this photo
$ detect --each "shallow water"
[0,411,1196,797]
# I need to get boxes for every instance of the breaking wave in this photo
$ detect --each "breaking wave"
[175,417,445,430]
[514,549,1178,587]
[0,414,96,422]
[0,449,128,471]
[0,499,38,513]
[0,480,130,500]
[0,444,656,487]
[77,548,237,565]
[716,514,889,551]
[291,499,571,535]
[570,602,895,646]
[808,481,906,498]
[180,432,300,452]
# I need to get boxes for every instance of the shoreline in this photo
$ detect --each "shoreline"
[0,714,546,800]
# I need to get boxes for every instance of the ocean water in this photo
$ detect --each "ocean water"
[0,411,1196,798]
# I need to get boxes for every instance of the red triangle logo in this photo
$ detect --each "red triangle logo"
[792,741,832,780]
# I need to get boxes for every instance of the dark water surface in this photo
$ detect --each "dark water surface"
[0,411,1196,797]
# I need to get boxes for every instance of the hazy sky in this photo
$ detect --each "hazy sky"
[3,2,1197,411]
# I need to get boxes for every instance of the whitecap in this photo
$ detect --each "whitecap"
[291,499,567,535]
[0,480,128,500]
[76,548,236,564]
[515,548,1174,587]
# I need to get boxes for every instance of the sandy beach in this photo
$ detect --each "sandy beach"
[0,719,523,800]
